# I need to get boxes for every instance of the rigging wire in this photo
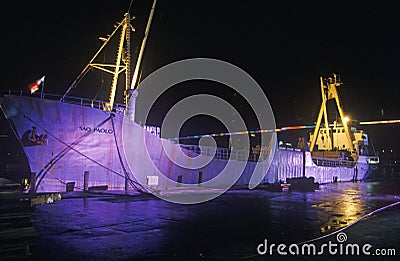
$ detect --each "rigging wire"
[110,115,155,195]
[128,0,134,14]
[7,102,150,194]
[34,116,113,190]
[1,100,86,190]
[91,53,107,107]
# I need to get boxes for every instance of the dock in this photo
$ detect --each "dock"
[0,178,61,260]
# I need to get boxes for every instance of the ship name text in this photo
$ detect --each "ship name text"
[79,126,114,134]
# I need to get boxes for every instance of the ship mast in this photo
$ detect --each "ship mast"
[129,0,157,92]
[125,0,157,122]
[125,0,157,103]
[103,13,131,111]
[309,74,355,154]
[60,1,156,113]
[61,13,134,108]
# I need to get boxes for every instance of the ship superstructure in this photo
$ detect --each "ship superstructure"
[307,74,379,169]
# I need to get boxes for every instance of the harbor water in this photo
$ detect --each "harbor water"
[27,178,400,260]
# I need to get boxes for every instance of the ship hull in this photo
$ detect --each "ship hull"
[0,94,376,193]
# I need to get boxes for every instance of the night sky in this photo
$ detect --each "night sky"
[1,1,400,151]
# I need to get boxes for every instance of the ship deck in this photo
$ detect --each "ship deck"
[2,90,126,114]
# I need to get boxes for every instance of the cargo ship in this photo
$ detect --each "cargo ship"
[0,4,379,194]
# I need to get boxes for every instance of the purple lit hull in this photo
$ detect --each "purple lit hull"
[1,94,374,193]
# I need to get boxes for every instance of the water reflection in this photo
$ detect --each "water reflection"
[318,188,365,233]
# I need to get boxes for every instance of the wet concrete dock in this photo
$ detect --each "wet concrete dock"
[24,180,400,260]
[0,178,35,260]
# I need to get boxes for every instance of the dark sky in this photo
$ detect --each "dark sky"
[1,1,399,150]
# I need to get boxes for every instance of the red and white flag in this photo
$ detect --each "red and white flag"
[28,76,45,94]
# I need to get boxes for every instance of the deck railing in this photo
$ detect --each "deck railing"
[312,157,356,168]
[2,90,126,114]
[180,144,278,162]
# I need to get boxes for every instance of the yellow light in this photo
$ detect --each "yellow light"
[343,116,350,125]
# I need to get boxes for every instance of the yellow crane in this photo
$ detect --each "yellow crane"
[308,74,356,155]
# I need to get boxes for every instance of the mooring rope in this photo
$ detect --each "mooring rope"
[35,116,113,190]
[7,101,151,193]
[110,115,154,195]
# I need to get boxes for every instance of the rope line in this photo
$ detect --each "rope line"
[128,0,134,13]
[7,102,150,194]
[110,115,153,195]
[32,116,112,190]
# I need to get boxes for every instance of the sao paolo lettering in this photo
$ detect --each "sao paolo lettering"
[79,126,114,134]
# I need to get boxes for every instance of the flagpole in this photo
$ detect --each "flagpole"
[40,76,45,99]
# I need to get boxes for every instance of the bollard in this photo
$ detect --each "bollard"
[198,171,203,186]
[84,171,89,191]
[125,174,128,192]
[302,149,306,177]
[177,175,182,187]
[29,172,36,194]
